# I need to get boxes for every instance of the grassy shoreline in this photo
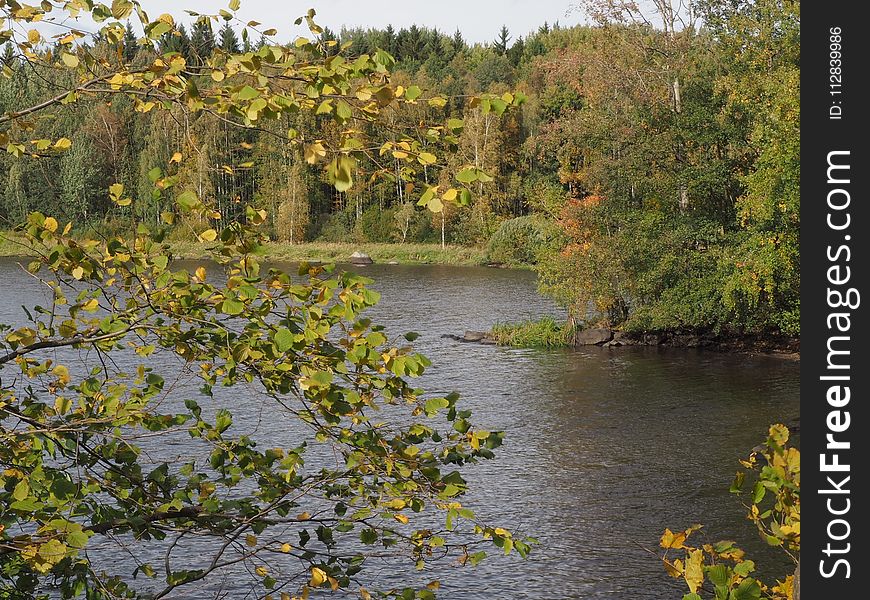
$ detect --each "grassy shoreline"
[1,233,491,266]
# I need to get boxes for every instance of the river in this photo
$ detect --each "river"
[0,258,799,599]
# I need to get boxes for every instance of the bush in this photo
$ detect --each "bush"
[312,207,356,242]
[486,215,563,266]
[357,205,396,242]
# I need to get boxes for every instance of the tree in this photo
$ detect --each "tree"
[493,25,510,55]
[218,21,241,54]
[122,21,138,63]
[0,2,528,598]
[451,28,466,55]
[159,23,192,60]
[0,43,15,68]
[190,18,216,65]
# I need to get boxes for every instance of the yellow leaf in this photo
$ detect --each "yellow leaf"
[684,549,704,593]
[328,576,339,591]
[81,299,99,312]
[304,142,325,164]
[116,197,132,206]
[296,511,311,521]
[195,266,207,281]
[43,216,58,232]
[442,188,458,202]
[280,543,292,553]
[28,29,41,45]
[210,69,225,82]
[54,138,72,150]
[63,222,72,235]
[663,559,683,578]
[170,152,183,163]
[660,528,686,549]
[394,513,409,524]
[255,566,268,577]
[310,567,327,587]
[61,52,79,68]
[245,534,257,547]
[199,229,218,242]
[426,581,440,590]
[360,588,372,600]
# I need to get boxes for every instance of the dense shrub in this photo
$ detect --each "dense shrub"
[486,215,563,266]
[357,205,396,242]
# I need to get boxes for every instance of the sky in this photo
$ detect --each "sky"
[125,0,580,44]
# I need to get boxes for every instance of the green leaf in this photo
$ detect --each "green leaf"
[336,100,353,121]
[706,564,729,587]
[12,479,29,501]
[729,578,762,600]
[177,191,199,210]
[424,397,449,417]
[221,298,245,315]
[733,560,755,577]
[238,85,261,100]
[455,168,477,184]
[274,328,294,352]
[215,409,232,433]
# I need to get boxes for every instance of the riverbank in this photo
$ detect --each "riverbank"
[170,241,491,266]
[484,318,799,356]
[0,233,492,266]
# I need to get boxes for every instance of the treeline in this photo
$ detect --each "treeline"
[0,0,799,335]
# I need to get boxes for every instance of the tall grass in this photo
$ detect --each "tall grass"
[490,317,575,348]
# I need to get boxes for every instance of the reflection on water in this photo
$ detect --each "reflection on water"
[0,259,799,598]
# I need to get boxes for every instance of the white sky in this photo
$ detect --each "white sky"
[84,0,580,44]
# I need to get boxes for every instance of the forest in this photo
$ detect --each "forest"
[0,0,800,336]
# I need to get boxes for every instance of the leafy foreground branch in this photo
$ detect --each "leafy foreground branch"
[0,209,534,599]
[659,424,800,600]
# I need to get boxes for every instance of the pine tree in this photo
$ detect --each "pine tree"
[218,22,240,54]
[382,24,397,55]
[319,26,339,56]
[122,22,138,63]
[1,43,16,68]
[397,25,423,62]
[451,29,466,55]
[494,25,510,56]
[507,36,525,65]
[159,24,191,61]
[190,19,215,65]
